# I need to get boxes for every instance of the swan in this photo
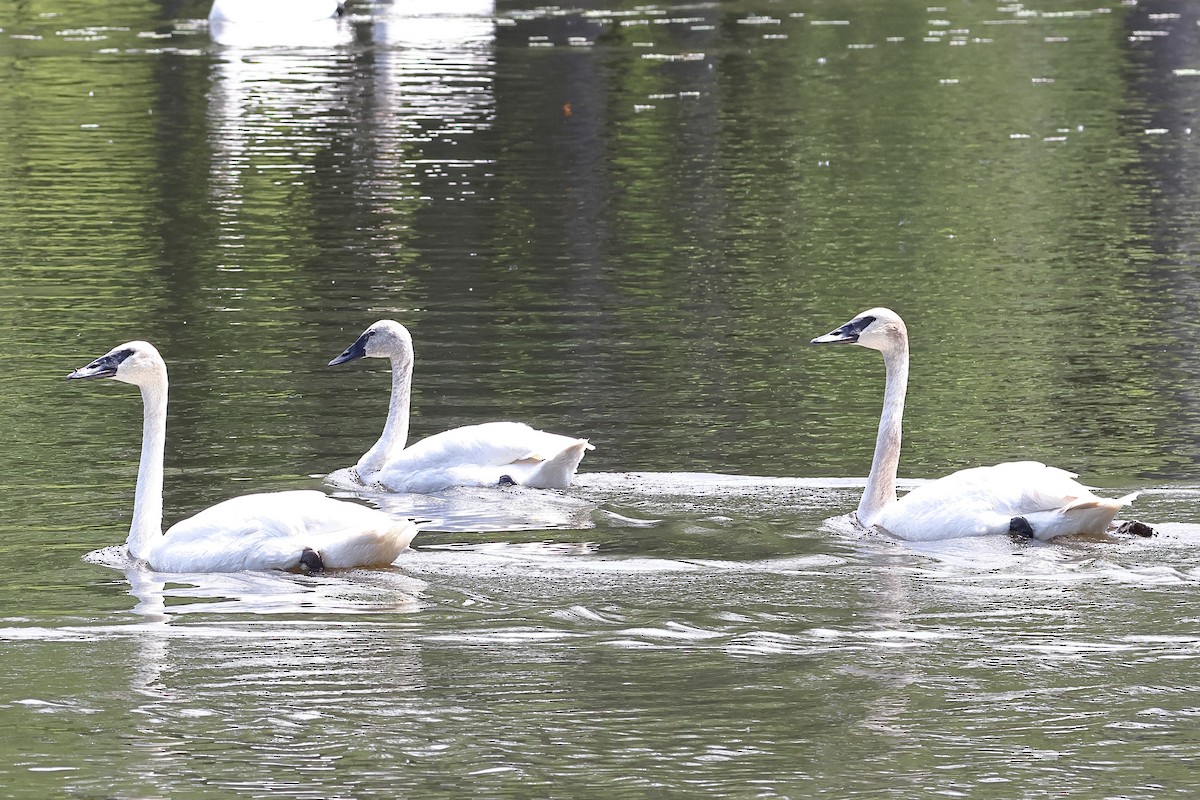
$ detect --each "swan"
[810,308,1139,541]
[208,0,344,25]
[327,320,593,493]
[68,341,416,573]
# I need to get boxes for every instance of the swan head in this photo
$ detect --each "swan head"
[811,307,907,353]
[329,320,413,366]
[68,341,167,387]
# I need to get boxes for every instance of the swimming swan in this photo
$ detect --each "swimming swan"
[811,308,1138,541]
[68,341,416,573]
[328,320,593,493]
[208,0,344,25]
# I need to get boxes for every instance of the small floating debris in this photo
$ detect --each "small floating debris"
[1145,128,1169,135]
[1031,77,1055,83]
[938,78,960,85]
[1044,36,1069,43]
[1172,68,1200,76]
[737,15,781,25]
[810,19,850,26]
[640,52,705,61]
[633,104,656,112]
[1009,133,1032,139]
[848,43,875,49]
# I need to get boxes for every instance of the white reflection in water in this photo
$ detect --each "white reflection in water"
[332,481,599,532]
[206,38,354,244]
[84,545,424,620]
[204,0,497,256]
[365,0,497,206]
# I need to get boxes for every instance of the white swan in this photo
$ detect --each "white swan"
[328,320,593,493]
[811,308,1138,541]
[68,341,416,573]
[208,0,344,25]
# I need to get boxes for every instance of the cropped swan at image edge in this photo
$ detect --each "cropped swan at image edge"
[327,320,593,493]
[208,0,344,25]
[811,308,1151,542]
[68,341,417,573]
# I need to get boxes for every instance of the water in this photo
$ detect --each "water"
[1,0,1200,796]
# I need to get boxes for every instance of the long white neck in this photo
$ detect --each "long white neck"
[355,354,413,476]
[128,378,168,562]
[858,341,909,526]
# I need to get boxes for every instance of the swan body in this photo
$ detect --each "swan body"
[811,308,1137,542]
[328,320,593,493]
[209,0,344,25]
[68,341,416,573]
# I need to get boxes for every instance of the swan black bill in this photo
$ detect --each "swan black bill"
[810,314,877,345]
[329,332,369,366]
[67,348,134,380]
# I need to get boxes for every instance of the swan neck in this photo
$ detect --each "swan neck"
[128,378,167,561]
[859,342,909,525]
[356,355,412,476]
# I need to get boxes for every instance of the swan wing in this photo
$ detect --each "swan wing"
[875,462,1134,541]
[157,490,414,572]
[371,422,592,492]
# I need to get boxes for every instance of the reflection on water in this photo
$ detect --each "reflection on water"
[85,545,424,620]
[3,0,1200,797]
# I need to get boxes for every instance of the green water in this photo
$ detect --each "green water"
[1,0,1199,797]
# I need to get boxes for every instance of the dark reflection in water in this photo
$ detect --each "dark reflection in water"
[2,0,1200,797]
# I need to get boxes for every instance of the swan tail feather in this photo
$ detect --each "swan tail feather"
[313,518,418,569]
[1023,491,1138,540]
[519,441,591,489]
[1060,490,1137,513]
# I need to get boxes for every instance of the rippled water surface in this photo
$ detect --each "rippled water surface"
[2,0,1200,797]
